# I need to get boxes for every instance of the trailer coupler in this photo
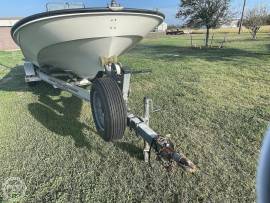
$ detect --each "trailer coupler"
[127,98,197,173]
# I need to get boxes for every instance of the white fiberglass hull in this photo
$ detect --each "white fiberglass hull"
[12,8,164,79]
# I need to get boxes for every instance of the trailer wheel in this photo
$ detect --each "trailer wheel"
[90,77,127,141]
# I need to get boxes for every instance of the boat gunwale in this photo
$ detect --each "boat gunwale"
[11,7,165,38]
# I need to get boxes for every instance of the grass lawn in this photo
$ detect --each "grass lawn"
[0,33,269,202]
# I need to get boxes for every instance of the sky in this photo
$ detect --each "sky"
[0,0,269,25]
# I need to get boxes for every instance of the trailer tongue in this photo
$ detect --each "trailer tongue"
[128,98,196,172]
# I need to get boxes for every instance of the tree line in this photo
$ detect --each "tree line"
[175,0,270,46]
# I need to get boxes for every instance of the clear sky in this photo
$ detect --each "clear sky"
[0,0,269,25]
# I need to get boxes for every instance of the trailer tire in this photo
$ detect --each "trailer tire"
[90,77,127,141]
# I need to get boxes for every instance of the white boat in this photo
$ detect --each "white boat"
[11,1,164,79]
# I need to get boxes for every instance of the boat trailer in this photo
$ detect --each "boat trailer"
[24,62,197,173]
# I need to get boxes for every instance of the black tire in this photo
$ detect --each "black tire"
[90,77,127,141]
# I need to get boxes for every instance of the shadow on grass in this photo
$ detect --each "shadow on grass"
[28,82,96,150]
[114,142,144,160]
[0,66,102,152]
[28,85,144,159]
[131,43,270,62]
[0,65,27,91]
[266,43,270,51]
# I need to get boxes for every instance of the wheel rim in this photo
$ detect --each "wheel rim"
[92,91,105,131]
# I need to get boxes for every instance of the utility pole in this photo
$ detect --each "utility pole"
[238,0,246,34]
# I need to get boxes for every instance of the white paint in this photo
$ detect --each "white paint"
[154,22,168,32]
[0,19,20,27]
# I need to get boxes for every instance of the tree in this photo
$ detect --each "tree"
[266,14,270,25]
[238,0,246,34]
[176,0,231,47]
[243,7,268,40]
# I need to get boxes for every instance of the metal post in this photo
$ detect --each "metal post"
[122,72,131,108]
[143,97,152,163]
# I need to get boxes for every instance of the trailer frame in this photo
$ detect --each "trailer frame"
[24,62,196,172]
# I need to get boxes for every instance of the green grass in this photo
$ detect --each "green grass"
[0,33,269,202]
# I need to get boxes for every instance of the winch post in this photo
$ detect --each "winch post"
[143,97,151,162]
[122,71,131,107]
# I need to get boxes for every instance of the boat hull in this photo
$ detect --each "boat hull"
[12,9,164,79]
